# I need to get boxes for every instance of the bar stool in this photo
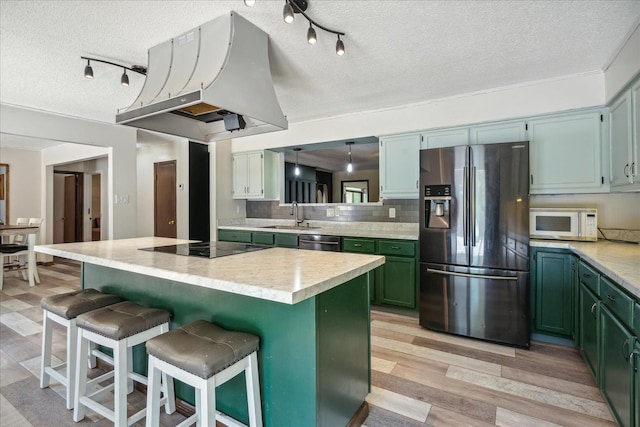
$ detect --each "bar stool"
[40,289,122,409]
[145,320,262,427]
[74,301,175,426]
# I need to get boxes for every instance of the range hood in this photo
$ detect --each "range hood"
[116,12,287,142]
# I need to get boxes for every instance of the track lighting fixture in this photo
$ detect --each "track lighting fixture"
[294,148,301,176]
[280,0,345,55]
[81,56,146,84]
[84,59,93,79]
[346,141,354,173]
[120,68,129,86]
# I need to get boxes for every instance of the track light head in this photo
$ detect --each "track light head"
[84,60,93,79]
[336,35,345,56]
[283,1,294,23]
[120,69,129,86]
[307,24,317,45]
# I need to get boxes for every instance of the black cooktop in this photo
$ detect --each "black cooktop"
[140,241,268,259]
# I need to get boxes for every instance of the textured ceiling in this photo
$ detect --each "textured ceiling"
[1,0,639,134]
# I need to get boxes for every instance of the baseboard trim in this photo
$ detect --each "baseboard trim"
[348,401,369,427]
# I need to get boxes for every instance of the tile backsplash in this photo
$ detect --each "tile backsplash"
[246,199,419,223]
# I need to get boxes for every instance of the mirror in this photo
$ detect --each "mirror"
[342,180,369,203]
[0,163,8,225]
[276,136,380,204]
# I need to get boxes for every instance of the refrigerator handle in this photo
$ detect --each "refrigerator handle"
[426,268,517,281]
[463,166,468,246]
[471,166,476,246]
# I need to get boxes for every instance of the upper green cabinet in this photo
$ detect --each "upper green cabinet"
[531,249,575,338]
[528,111,606,194]
[379,134,420,199]
[232,150,279,199]
[609,78,640,191]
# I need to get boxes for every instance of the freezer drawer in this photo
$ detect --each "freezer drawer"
[419,263,530,348]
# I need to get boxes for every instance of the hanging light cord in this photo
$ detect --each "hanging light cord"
[286,0,344,37]
[80,56,147,75]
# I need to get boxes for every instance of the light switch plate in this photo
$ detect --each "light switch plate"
[389,207,396,218]
[326,208,335,217]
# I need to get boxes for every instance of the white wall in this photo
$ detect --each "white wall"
[136,140,189,238]
[604,22,640,102]
[212,139,245,236]
[0,147,41,225]
[1,104,138,239]
[231,72,604,152]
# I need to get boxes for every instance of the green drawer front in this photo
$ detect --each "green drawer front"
[578,261,599,294]
[600,277,634,329]
[252,232,275,246]
[275,233,298,248]
[343,238,376,254]
[635,303,640,335]
[218,229,252,243]
[378,240,415,257]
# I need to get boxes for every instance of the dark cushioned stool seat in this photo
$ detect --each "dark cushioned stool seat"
[41,289,122,320]
[0,244,28,254]
[76,301,170,340]
[146,320,259,379]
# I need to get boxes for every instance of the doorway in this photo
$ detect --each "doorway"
[90,173,102,241]
[54,171,84,243]
[154,160,177,238]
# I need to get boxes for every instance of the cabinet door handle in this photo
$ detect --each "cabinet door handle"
[624,164,629,178]
[631,349,640,372]
[590,303,597,318]
[391,246,400,250]
[354,243,362,247]
[582,273,592,279]
[606,294,616,302]
[622,339,631,363]
[416,180,419,189]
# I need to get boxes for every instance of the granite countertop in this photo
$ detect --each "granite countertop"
[531,240,640,299]
[35,237,384,305]
[217,219,419,240]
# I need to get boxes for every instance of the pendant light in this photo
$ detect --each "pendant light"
[244,0,256,6]
[283,1,295,24]
[294,148,301,176]
[84,59,93,79]
[120,68,129,86]
[346,141,353,173]
[336,35,345,56]
[307,23,317,45]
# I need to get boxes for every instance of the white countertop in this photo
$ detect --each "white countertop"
[217,219,419,240]
[531,240,640,299]
[35,237,385,305]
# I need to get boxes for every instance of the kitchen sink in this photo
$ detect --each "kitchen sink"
[261,225,319,230]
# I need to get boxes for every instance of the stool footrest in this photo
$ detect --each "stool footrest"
[43,364,68,386]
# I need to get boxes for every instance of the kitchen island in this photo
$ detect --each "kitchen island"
[36,237,385,427]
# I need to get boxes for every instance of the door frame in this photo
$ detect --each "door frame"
[54,170,84,242]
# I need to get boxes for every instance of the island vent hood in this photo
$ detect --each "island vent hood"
[116,12,287,142]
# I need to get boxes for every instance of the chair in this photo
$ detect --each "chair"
[19,218,44,283]
[0,243,31,290]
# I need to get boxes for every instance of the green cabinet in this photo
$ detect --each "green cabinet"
[634,339,640,427]
[275,233,298,248]
[342,237,417,309]
[379,134,420,199]
[531,249,576,337]
[528,111,606,194]
[579,282,600,379]
[252,231,275,246]
[600,305,634,427]
[218,229,252,243]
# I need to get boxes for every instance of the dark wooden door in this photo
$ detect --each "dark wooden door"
[154,161,177,238]
[63,175,76,243]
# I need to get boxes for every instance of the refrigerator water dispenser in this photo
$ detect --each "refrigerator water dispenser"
[424,185,451,229]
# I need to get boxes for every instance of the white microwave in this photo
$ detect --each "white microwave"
[530,208,598,241]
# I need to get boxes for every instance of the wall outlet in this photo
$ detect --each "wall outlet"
[389,207,396,218]
[335,207,340,217]
[326,208,335,217]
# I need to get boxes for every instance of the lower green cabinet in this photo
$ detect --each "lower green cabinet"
[379,256,416,308]
[634,340,639,427]
[600,305,634,427]
[532,249,575,337]
[275,233,298,248]
[579,282,600,380]
[342,237,418,310]
[218,229,252,243]
[252,232,275,246]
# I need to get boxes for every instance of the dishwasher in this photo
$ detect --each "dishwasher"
[298,234,342,252]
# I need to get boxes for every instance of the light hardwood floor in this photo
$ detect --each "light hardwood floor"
[0,260,616,426]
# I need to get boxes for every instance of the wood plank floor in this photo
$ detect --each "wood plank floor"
[0,260,616,426]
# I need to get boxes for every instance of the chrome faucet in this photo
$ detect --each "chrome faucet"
[291,201,304,226]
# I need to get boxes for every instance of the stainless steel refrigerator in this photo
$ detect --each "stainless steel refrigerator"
[419,142,530,348]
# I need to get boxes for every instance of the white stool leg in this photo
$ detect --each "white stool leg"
[127,345,134,394]
[39,311,53,388]
[195,387,202,427]
[245,352,263,427]
[33,264,41,284]
[145,356,161,427]
[200,378,216,427]
[65,319,78,410]
[161,372,176,414]
[88,341,97,369]
[73,331,89,422]
[114,339,128,427]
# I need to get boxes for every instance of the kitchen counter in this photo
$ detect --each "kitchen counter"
[36,237,381,426]
[531,240,640,298]
[218,218,419,240]
[36,237,384,304]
